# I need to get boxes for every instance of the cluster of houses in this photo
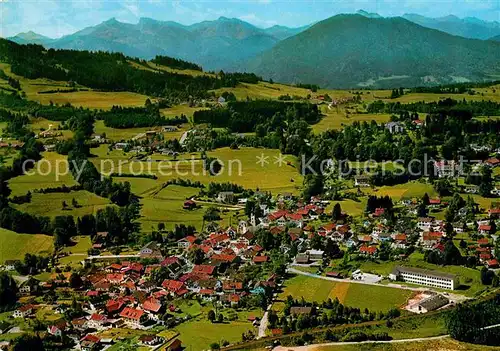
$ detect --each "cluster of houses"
[4,191,500,349]
[9,229,283,350]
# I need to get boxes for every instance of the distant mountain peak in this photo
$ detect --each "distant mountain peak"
[356,10,382,19]
[13,30,51,39]
[217,16,242,23]
[138,17,156,24]
[104,17,119,24]
[8,30,53,44]
[247,13,500,89]
[402,13,500,39]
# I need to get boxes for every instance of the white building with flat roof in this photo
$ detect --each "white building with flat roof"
[389,266,458,290]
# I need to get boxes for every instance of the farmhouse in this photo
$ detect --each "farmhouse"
[162,126,178,132]
[113,142,129,150]
[139,241,163,259]
[385,121,405,133]
[434,160,462,178]
[415,294,449,313]
[13,304,33,318]
[183,200,196,210]
[306,249,324,261]
[389,266,458,290]
[295,253,309,264]
[120,307,147,328]
[354,175,371,187]
[217,191,235,204]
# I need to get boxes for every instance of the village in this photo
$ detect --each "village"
[2,172,500,350]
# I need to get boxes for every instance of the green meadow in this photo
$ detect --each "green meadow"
[12,190,112,218]
[8,152,77,196]
[276,274,412,313]
[0,227,53,261]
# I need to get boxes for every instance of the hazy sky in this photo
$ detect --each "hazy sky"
[1,0,499,38]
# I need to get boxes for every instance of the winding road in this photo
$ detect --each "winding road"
[272,323,500,350]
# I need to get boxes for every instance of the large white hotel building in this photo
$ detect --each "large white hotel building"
[389,266,458,290]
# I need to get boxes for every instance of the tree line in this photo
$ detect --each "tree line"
[367,97,500,116]
[193,100,320,133]
[0,38,260,100]
[151,55,203,71]
[98,104,188,128]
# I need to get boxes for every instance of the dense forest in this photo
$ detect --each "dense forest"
[151,55,203,71]
[410,80,500,94]
[0,90,94,122]
[99,105,188,128]
[193,100,320,132]
[0,39,260,100]
[367,98,500,116]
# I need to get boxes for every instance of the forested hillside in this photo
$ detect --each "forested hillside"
[0,38,261,100]
[7,17,287,71]
[246,14,500,88]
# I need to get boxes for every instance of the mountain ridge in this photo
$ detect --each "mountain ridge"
[6,16,306,71]
[245,14,500,88]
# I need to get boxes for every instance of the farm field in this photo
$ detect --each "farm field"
[138,184,242,231]
[325,199,366,218]
[363,181,437,201]
[92,145,303,195]
[139,185,207,231]
[313,109,392,133]
[391,90,500,104]
[160,104,208,119]
[30,118,73,140]
[129,60,215,78]
[30,90,149,110]
[0,227,53,261]
[93,120,188,141]
[8,152,78,196]
[12,190,112,218]
[114,177,159,196]
[0,63,149,109]
[174,319,255,350]
[211,82,311,100]
[61,235,92,255]
[276,274,412,313]
[146,61,216,77]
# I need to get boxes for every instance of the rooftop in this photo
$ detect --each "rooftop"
[392,266,457,280]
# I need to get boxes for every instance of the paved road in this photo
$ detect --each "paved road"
[258,311,269,339]
[86,254,140,260]
[287,267,470,303]
[272,323,500,350]
[273,335,449,350]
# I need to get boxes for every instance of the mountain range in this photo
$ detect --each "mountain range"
[5,12,500,88]
[8,17,307,71]
[400,13,500,40]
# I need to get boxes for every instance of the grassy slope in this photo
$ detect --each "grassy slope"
[93,120,189,142]
[0,63,149,109]
[308,338,493,351]
[91,145,302,194]
[12,190,112,218]
[276,274,412,313]
[0,227,53,261]
[8,152,78,196]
